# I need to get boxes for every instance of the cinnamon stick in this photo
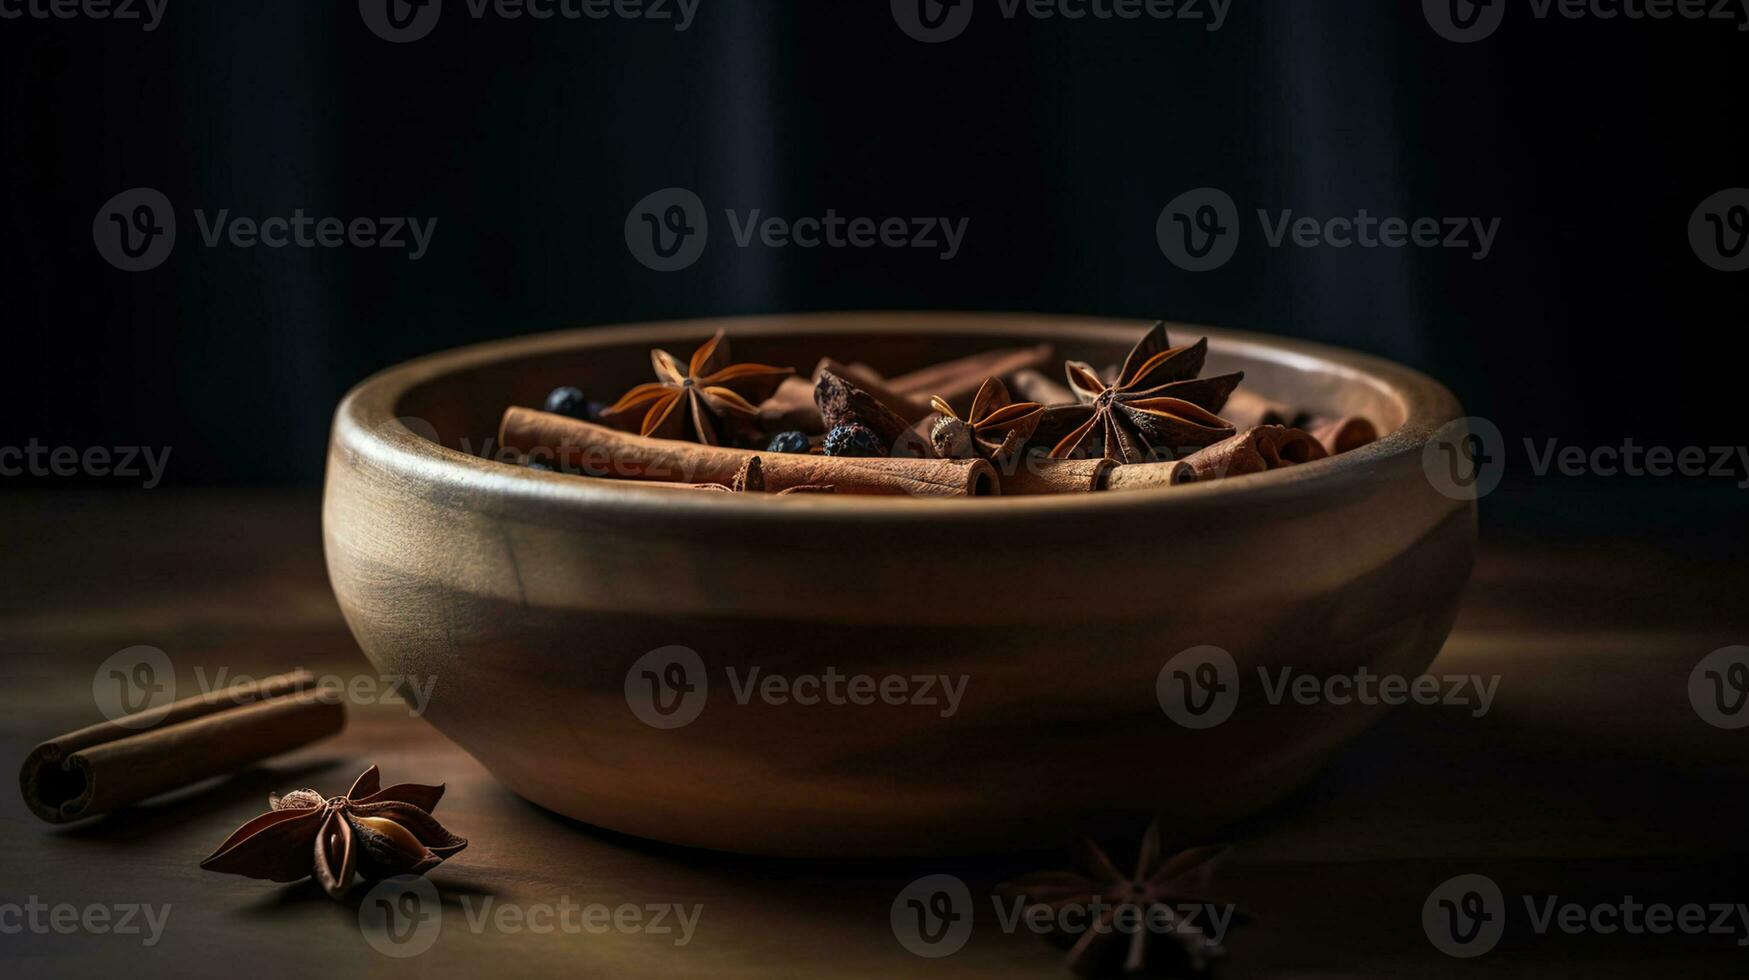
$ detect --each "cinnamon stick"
[630,457,836,495]
[1100,459,1200,491]
[1182,425,1328,481]
[20,670,345,824]
[1220,389,1298,429]
[759,374,826,434]
[886,344,1056,407]
[1000,456,1115,495]
[1309,415,1380,455]
[502,408,997,496]
[1008,368,1076,407]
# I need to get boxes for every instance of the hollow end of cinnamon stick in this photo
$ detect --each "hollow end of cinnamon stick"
[1309,415,1380,456]
[19,670,347,824]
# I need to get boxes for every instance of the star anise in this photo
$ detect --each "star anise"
[598,330,794,445]
[200,766,467,901]
[1047,322,1242,464]
[929,377,1045,467]
[998,820,1241,978]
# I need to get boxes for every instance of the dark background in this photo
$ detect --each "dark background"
[2,1,1744,517]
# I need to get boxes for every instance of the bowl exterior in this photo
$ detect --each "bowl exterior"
[322,314,1475,856]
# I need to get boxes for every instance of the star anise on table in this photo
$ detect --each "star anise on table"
[928,377,1045,466]
[598,329,794,446]
[200,766,467,900]
[1046,322,1243,464]
[998,820,1242,978]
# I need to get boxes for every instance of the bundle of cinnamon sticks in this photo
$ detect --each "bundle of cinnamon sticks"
[499,322,1380,498]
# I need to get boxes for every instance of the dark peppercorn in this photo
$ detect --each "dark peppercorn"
[766,431,812,454]
[543,386,592,420]
[824,424,883,458]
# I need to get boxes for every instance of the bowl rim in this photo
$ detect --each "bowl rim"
[329,311,1463,522]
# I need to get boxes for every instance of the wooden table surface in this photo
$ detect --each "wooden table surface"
[2,489,1746,978]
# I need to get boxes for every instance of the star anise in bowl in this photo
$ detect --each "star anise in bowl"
[1046,322,1243,464]
[928,377,1045,467]
[200,765,467,900]
[998,820,1243,978]
[597,329,794,445]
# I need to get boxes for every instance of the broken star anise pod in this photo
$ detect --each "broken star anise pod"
[1047,322,1242,464]
[598,329,794,446]
[998,820,1241,978]
[929,377,1045,467]
[200,766,467,901]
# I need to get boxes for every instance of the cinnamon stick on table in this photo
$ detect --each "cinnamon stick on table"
[20,669,345,824]
[502,407,998,496]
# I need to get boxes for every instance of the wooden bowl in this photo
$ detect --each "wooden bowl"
[322,312,1475,856]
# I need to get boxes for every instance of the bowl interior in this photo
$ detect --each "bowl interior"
[389,313,1414,466]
